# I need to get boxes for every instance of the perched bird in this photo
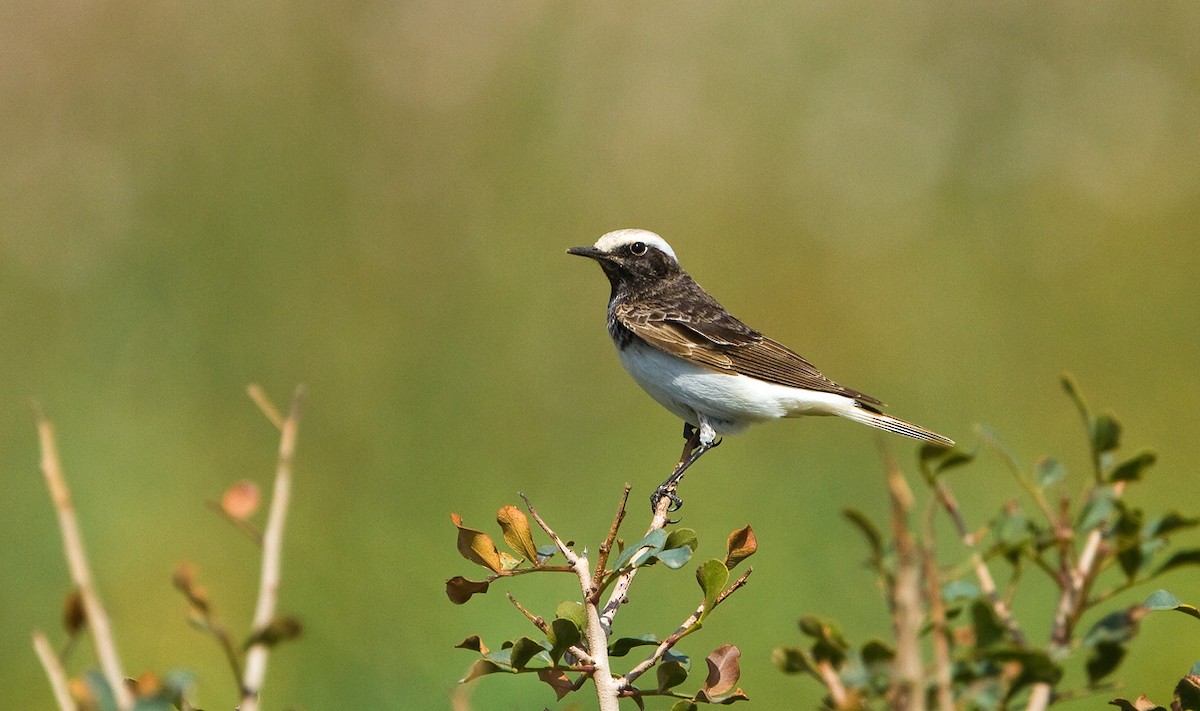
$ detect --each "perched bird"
[568,228,954,511]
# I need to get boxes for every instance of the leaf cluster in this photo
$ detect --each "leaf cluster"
[448,497,758,706]
[775,376,1200,709]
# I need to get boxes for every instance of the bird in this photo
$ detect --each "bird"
[567,228,954,512]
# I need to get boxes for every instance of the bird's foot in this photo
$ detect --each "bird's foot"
[650,485,683,517]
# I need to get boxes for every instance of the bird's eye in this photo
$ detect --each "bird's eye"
[630,241,647,256]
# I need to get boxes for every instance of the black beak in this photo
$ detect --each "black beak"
[567,246,606,260]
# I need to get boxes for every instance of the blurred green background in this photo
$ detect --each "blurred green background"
[3,2,1199,709]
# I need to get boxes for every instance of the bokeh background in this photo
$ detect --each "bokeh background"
[3,2,1199,709]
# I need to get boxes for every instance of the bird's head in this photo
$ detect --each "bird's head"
[567,229,681,290]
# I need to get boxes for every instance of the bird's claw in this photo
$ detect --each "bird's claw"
[650,487,683,517]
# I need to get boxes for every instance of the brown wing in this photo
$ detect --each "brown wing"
[613,301,884,407]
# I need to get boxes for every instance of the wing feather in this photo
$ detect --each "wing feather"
[613,301,883,406]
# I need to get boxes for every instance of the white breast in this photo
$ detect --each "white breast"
[615,340,856,435]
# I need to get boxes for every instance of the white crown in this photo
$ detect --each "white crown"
[594,228,678,263]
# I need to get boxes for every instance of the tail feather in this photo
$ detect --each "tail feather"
[840,403,955,447]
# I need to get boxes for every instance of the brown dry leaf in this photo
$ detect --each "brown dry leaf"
[221,480,261,520]
[703,643,741,697]
[445,576,491,604]
[496,505,540,562]
[723,525,757,570]
[451,513,505,573]
[538,668,575,700]
[63,589,86,635]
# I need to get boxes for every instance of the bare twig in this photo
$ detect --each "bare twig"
[929,476,1028,645]
[507,593,594,664]
[35,409,134,711]
[521,495,620,711]
[240,387,304,711]
[883,449,925,711]
[246,383,286,430]
[922,505,954,711]
[594,484,631,582]
[599,485,676,633]
[32,631,74,711]
[1026,483,1126,711]
[619,567,752,688]
[204,499,264,544]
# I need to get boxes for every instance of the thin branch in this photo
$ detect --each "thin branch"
[922,504,954,711]
[520,494,620,711]
[32,631,74,711]
[930,476,1028,646]
[506,593,594,665]
[883,448,925,711]
[204,499,264,545]
[816,659,852,708]
[240,386,304,711]
[246,383,286,430]
[1026,482,1126,711]
[594,484,631,583]
[35,409,134,711]
[599,484,676,633]
[619,567,752,687]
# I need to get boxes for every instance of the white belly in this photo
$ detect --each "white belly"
[616,340,855,435]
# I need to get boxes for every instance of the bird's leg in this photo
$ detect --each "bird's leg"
[651,417,720,514]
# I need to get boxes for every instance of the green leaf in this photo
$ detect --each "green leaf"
[670,702,699,711]
[1084,608,1141,647]
[919,443,976,478]
[1078,487,1117,531]
[942,580,982,602]
[1061,373,1090,423]
[665,527,699,552]
[1154,549,1200,577]
[613,529,667,571]
[1035,457,1065,488]
[555,601,586,633]
[988,646,1063,687]
[1092,412,1122,457]
[1115,505,1145,579]
[609,633,659,657]
[655,546,695,569]
[843,508,885,570]
[861,639,895,667]
[798,616,848,666]
[509,636,552,670]
[1086,641,1127,684]
[1144,589,1200,620]
[771,646,816,676]
[1110,449,1157,482]
[548,619,580,662]
[459,659,506,683]
[971,599,1006,650]
[244,614,303,649]
[697,559,729,621]
[658,651,691,691]
[1147,513,1200,538]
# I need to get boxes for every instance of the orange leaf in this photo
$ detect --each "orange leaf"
[451,513,504,573]
[221,480,260,520]
[703,643,741,696]
[723,525,757,570]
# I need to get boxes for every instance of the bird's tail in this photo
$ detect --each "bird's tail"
[840,403,955,447]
